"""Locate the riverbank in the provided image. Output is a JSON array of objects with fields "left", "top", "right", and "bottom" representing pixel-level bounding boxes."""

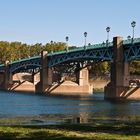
[
  {"left": 0, "top": 117, "right": 139, "bottom": 140},
  {"left": 90, "top": 78, "right": 109, "bottom": 93}
]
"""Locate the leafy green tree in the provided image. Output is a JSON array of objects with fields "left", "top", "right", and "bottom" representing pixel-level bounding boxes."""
[
  {"left": 130, "top": 61, "right": 140, "bottom": 74},
  {"left": 89, "top": 61, "right": 110, "bottom": 76},
  {"left": 0, "top": 41, "right": 67, "bottom": 64}
]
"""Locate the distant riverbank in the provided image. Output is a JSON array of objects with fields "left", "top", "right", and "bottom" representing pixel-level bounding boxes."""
[{"left": 90, "top": 78, "right": 109, "bottom": 93}]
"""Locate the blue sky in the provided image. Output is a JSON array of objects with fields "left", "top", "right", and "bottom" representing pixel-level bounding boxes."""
[{"left": 0, "top": 0, "right": 139, "bottom": 46}]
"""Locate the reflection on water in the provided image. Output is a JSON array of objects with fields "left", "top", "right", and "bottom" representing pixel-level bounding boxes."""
[{"left": 0, "top": 90, "right": 140, "bottom": 124}]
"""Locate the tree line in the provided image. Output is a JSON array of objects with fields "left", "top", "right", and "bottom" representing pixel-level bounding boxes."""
[
  {"left": 0, "top": 41, "right": 66, "bottom": 63},
  {"left": 0, "top": 41, "right": 139, "bottom": 75}
]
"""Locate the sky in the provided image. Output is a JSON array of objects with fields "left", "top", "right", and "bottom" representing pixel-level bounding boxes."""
[{"left": 0, "top": 0, "right": 139, "bottom": 46}]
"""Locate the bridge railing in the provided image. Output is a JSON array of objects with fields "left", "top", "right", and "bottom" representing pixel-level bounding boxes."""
[
  {"left": 9, "top": 56, "right": 41, "bottom": 65},
  {"left": 123, "top": 38, "right": 140, "bottom": 45},
  {"left": 50, "top": 41, "right": 113, "bottom": 56}
]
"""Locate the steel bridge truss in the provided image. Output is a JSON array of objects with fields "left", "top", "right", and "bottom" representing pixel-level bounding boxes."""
[
  {"left": 48, "top": 46, "right": 113, "bottom": 67},
  {"left": 9, "top": 57, "right": 41, "bottom": 74},
  {"left": 0, "top": 38, "right": 140, "bottom": 74},
  {"left": 124, "top": 43, "right": 140, "bottom": 61}
]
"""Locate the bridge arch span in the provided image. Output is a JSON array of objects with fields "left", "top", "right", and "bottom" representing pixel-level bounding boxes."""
[
  {"left": 48, "top": 49, "right": 113, "bottom": 67},
  {"left": 10, "top": 63, "right": 41, "bottom": 74}
]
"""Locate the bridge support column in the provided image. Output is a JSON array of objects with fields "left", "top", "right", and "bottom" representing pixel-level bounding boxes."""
[
  {"left": 78, "top": 68, "right": 89, "bottom": 86},
  {"left": 36, "top": 51, "right": 48, "bottom": 93},
  {"left": 3, "top": 61, "right": 11, "bottom": 90},
  {"left": 105, "top": 36, "right": 130, "bottom": 99},
  {"left": 35, "top": 51, "right": 53, "bottom": 93},
  {"left": 31, "top": 69, "right": 39, "bottom": 85},
  {"left": 31, "top": 69, "right": 35, "bottom": 84},
  {"left": 47, "top": 68, "right": 53, "bottom": 85}
]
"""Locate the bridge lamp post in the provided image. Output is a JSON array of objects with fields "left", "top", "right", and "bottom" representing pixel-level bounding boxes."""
[
  {"left": 50, "top": 40, "right": 53, "bottom": 54},
  {"left": 84, "top": 32, "right": 87, "bottom": 50},
  {"left": 65, "top": 36, "right": 69, "bottom": 52},
  {"left": 127, "top": 35, "right": 131, "bottom": 44},
  {"left": 106, "top": 27, "right": 110, "bottom": 47},
  {"left": 131, "top": 21, "right": 136, "bottom": 43},
  {"left": 127, "top": 35, "right": 131, "bottom": 40},
  {"left": 88, "top": 43, "right": 91, "bottom": 47},
  {"left": 102, "top": 41, "right": 105, "bottom": 47}
]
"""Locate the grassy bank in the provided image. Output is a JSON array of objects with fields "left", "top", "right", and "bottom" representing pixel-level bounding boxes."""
[{"left": 0, "top": 118, "right": 139, "bottom": 140}]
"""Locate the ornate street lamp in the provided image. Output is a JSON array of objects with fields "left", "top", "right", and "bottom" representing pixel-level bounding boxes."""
[
  {"left": 50, "top": 40, "right": 53, "bottom": 54},
  {"left": 131, "top": 21, "right": 136, "bottom": 42},
  {"left": 102, "top": 41, "right": 105, "bottom": 47},
  {"left": 106, "top": 27, "right": 110, "bottom": 46},
  {"left": 127, "top": 35, "right": 131, "bottom": 40},
  {"left": 65, "top": 36, "right": 69, "bottom": 52},
  {"left": 127, "top": 35, "right": 131, "bottom": 44},
  {"left": 84, "top": 32, "right": 87, "bottom": 49},
  {"left": 88, "top": 43, "right": 91, "bottom": 46}
]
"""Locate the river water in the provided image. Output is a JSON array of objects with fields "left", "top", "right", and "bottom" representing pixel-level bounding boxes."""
[{"left": 0, "top": 90, "right": 140, "bottom": 124}]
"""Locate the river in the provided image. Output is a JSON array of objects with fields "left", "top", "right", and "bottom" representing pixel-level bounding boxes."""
[{"left": 0, "top": 90, "right": 140, "bottom": 125}]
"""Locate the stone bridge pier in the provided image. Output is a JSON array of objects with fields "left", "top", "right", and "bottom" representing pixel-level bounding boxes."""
[
  {"left": 105, "top": 37, "right": 140, "bottom": 99},
  {"left": 35, "top": 51, "right": 93, "bottom": 95},
  {"left": 0, "top": 61, "right": 13, "bottom": 90}
]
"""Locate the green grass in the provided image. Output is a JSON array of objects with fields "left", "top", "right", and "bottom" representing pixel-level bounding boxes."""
[{"left": 0, "top": 119, "right": 140, "bottom": 140}]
